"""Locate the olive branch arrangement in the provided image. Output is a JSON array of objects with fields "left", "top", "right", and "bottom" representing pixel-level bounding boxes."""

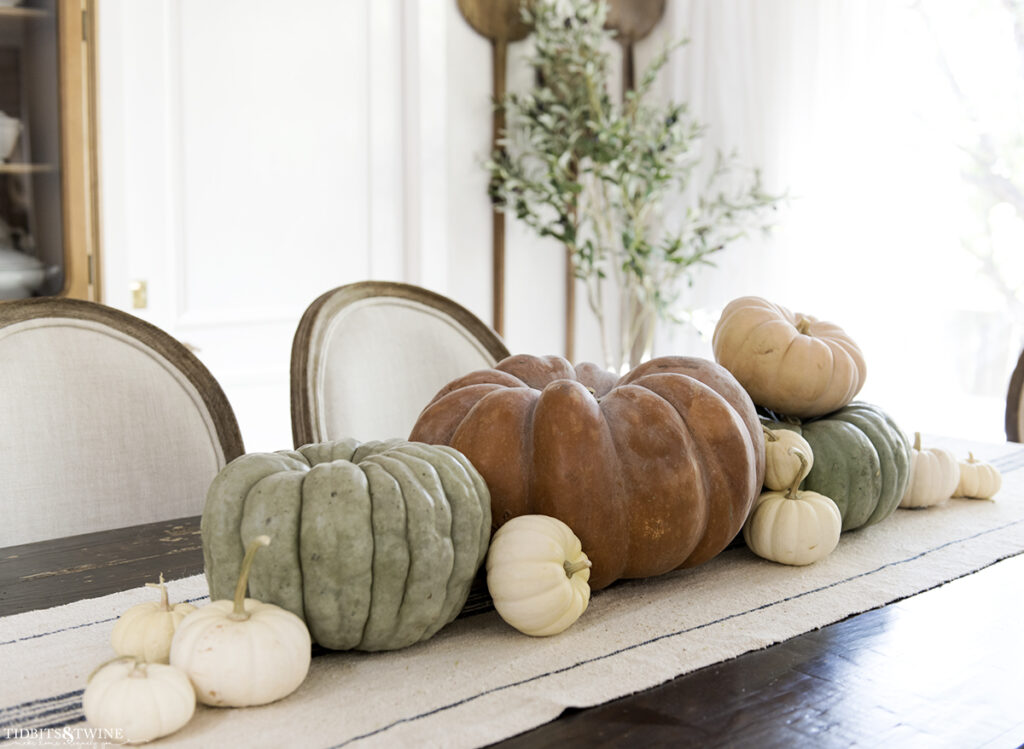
[{"left": 487, "top": 0, "right": 784, "bottom": 371}]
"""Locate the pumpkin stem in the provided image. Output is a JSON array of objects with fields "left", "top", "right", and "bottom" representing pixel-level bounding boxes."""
[
  {"left": 785, "top": 449, "right": 809, "bottom": 500},
  {"left": 563, "top": 557, "right": 592, "bottom": 578},
  {"left": 795, "top": 317, "right": 811, "bottom": 335},
  {"left": 87, "top": 655, "right": 140, "bottom": 683},
  {"left": 145, "top": 573, "right": 169, "bottom": 611},
  {"left": 762, "top": 425, "right": 778, "bottom": 442},
  {"left": 913, "top": 432, "right": 922, "bottom": 451},
  {"left": 968, "top": 452, "right": 977, "bottom": 464},
  {"left": 232, "top": 535, "right": 271, "bottom": 620}
]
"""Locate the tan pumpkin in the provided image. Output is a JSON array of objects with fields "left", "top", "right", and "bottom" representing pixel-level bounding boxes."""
[
  {"left": 955, "top": 453, "right": 1002, "bottom": 500},
  {"left": 409, "top": 354, "right": 765, "bottom": 590},
  {"left": 900, "top": 432, "right": 959, "bottom": 508},
  {"left": 712, "top": 296, "right": 867, "bottom": 418}
]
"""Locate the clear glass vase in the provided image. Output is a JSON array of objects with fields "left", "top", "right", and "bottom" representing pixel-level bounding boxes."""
[{"left": 613, "top": 284, "right": 658, "bottom": 375}]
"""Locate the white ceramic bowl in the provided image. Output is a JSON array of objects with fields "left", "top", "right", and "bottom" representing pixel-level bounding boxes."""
[
  {"left": 0, "top": 247, "right": 45, "bottom": 299},
  {"left": 0, "top": 112, "right": 21, "bottom": 162}
]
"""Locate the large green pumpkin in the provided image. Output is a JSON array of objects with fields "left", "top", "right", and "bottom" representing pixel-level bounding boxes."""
[
  {"left": 201, "top": 438, "right": 491, "bottom": 651},
  {"left": 762, "top": 402, "right": 910, "bottom": 532}
]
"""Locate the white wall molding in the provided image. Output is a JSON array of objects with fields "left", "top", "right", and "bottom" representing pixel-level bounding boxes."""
[
  {"left": 174, "top": 306, "right": 309, "bottom": 330},
  {"left": 368, "top": 0, "right": 404, "bottom": 281},
  {"left": 165, "top": 0, "right": 186, "bottom": 331},
  {"left": 96, "top": 1, "right": 542, "bottom": 451},
  {"left": 401, "top": 0, "right": 449, "bottom": 293}
]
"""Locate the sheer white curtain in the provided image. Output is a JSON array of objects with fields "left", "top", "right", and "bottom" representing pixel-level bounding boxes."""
[{"left": 634, "top": 0, "right": 1023, "bottom": 442}]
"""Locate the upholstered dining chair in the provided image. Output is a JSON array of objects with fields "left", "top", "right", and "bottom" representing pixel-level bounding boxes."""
[
  {"left": 0, "top": 298, "right": 244, "bottom": 546},
  {"left": 290, "top": 281, "right": 510, "bottom": 447},
  {"left": 1007, "top": 348, "right": 1024, "bottom": 442}
]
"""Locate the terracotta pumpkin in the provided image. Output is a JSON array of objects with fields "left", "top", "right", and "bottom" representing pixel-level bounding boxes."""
[
  {"left": 409, "top": 354, "right": 765, "bottom": 590},
  {"left": 713, "top": 296, "right": 867, "bottom": 418}
]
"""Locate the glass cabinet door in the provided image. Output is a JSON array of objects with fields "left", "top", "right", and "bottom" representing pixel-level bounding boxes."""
[{"left": 0, "top": 0, "right": 97, "bottom": 301}]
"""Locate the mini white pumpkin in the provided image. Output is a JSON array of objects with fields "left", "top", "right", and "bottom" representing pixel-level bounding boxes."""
[
  {"left": 169, "top": 536, "right": 311, "bottom": 707},
  {"left": 486, "top": 515, "right": 592, "bottom": 637},
  {"left": 743, "top": 449, "right": 842, "bottom": 566},
  {"left": 83, "top": 657, "right": 195, "bottom": 744},
  {"left": 955, "top": 452, "right": 1002, "bottom": 500},
  {"left": 900, "top": 432, "right": 960, "bottom": 508},
  {"left": 762, "top": 425, "right": 814, "bottom": 491},
  {"left": 111, "top": 574, "right": 197, "bottom": 664}
]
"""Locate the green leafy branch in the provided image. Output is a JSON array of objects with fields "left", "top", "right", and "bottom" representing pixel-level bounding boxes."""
[{"left": 487, "top": 0, "right": 785, "bottom": 369}]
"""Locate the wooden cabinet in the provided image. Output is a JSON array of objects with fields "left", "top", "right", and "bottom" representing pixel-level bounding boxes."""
[{"left": 0, "top": 0, "right": 98, "bottom": 301}]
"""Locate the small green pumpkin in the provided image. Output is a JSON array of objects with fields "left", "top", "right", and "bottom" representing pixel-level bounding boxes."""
[
  {"left": 201, "top": 439, "right": 491, "bottom": 651},
  {"left": 761, "top": 402, "right": 910, "bottom": 532}
]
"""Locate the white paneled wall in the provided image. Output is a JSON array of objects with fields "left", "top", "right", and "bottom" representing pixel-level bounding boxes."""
[
  {"left": 97, "top": 1, "right": 1022, "bottom": 448},
  {"left": 97, "top": 1, "right": 499, "bottom": 451},
  {"left": 98, "top": 1, "right": 671, "bottom": 451}
]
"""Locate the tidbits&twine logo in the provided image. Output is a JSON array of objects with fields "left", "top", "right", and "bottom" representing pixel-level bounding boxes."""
[{"left": 4, "top": 726, "right": 126, "bottom": 746}]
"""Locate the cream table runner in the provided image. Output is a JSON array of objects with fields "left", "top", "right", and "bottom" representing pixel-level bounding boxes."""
[{"left": 3, "top": 438, "right": 1024, "bottom": 748}]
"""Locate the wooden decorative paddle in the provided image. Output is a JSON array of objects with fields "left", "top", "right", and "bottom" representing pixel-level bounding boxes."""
[
  {"left": 456, "top": 0, "right": 532, "bottom": 339},
  {"left": 606, "top": 0, "right": 667, "bottom": 94},
  {"left": 457, "top": 0, "right": 665, "bottom": 362},
  {"left": 605, "top": 0, "right": 666, "bottom": 367}
]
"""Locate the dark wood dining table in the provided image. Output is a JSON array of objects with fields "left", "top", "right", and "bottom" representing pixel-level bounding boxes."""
[{"left": 3, "top": 515, "right": 1022, "bottom": 748}]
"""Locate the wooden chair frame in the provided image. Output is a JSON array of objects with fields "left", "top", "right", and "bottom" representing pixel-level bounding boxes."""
[
  {"left": 0, "top": 297, "right": 244, "bottom": 462},
  {"left": 1007, "top": 349, "right": 1024, "bottom": 442},
  {"left": 290, "top": 281, "right": 509, "bottom": 448}
]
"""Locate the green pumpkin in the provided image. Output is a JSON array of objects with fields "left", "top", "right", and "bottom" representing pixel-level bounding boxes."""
[
  {"left": 201, "top": 438, "right": 491, "bottom": 651},
  {"left": 761, "top": 402, "right": 911, "bottom": 532}
]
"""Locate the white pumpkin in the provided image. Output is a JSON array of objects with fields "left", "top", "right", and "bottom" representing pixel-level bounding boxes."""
[
  {"left": 762, "top": 425, "right": 814, "bottom": 492},
  {"left": 743, "top": 449, "right": 841, "bottom": 566},
  {"left": 83, "top": 657, "right": 195, "bottom": 744},
  {"left": 111, "top": 575, "right": 197, "bottom": 664},
  {"left": 169, "top": 536, "right": 311, "bottom": 707},
  {"left": 486, "top": 515, "right": 592, "bottom": 637},
  {"left": 900, "top": 432, "right": 960, "bottom": 508},
  {"left": 955, "top": 452, "right": 1002, "bottom": 500}
]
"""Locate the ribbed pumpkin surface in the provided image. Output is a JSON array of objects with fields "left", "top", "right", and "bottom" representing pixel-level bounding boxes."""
[
  {"left": 762, "top": 402, "right": 911, "bottom": 532},
  {"left": 201, "top": 439, "right": 491, "bottom": 651},
  {"left": 409, "top": 355, "right": 765, "bottom": 590}
]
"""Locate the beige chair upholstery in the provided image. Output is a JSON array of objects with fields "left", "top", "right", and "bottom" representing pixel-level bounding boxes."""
[
  {"left": 1007, "top": 348, "right": 1024, "bottom": 442},
  {"left": 0, "top": 299, "right": 244, "bottom": 546},
  {"left": 291, "top": 281, "right": 509, "bottom": 446}
]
